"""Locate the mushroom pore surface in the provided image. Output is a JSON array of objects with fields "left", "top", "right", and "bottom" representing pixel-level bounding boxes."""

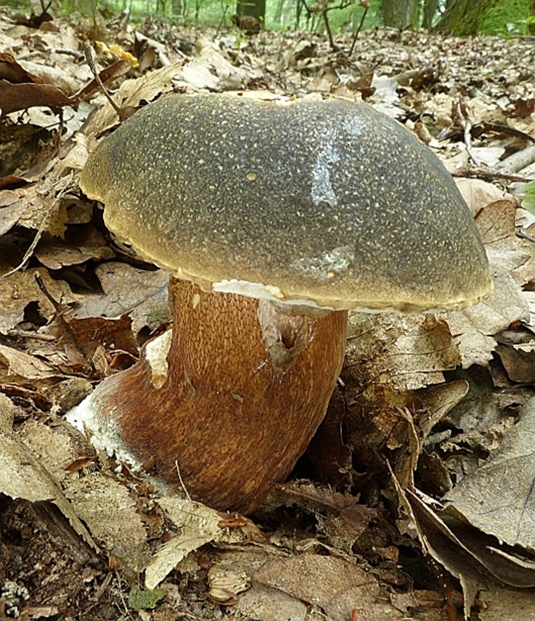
[{"left": 80, "top": 94, "right": 492, "bottom": 312}]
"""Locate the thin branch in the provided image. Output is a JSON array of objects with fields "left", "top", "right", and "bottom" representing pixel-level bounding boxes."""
[
  {"left": 496, "top": 144, "right": 535, "bottom": 175},
  {"left": 349, "top": 1, "right": 369, "bottom": 55},
  {"left": 175, "top": 459, "right": 192, "bottom": 502},
  {"left": 0, "top": 214, "right": 48, "bottom": 283},
  {"left": 83, "top": 43, "right": 127, "bottom": 123},
  {"left": 455, "top": 95, "right": 479, "bottom": 167},
  {"left": 452, "top": 165, "right": 533, "bottom": 184}
]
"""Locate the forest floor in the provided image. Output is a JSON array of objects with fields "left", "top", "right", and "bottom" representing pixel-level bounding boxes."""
[{"left": 1, "top": 7, "right": 535, "bottom": 621}]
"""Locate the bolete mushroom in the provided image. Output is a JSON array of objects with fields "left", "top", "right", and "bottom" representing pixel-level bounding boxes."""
[{"left": 68, "top": 94, "right": 492, "bottom": 514}]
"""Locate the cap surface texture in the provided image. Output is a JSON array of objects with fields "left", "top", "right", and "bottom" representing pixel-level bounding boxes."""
[{"left": 80, "top": 94, "right": 492, "bottom": 312}]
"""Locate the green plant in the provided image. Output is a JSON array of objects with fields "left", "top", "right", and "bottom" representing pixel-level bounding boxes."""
[
  {"left": 521, "top": 180, "right": 535, "bottom": 216},
  {"left": 128, "top": 585, "right": 166, "bottom": 611}
]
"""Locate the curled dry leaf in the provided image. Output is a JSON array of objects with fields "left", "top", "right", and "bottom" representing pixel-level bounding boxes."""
[
  {"left": 0, "top": 80, "right": 73, "bottom": 115},
  {"left": 400, "top": 487, "right": 535, "bottom": 621},
  {"left": 0, "top": 345, "right": 57, "bottom": 383},
  {"left": 207, "top": 564, "right": 251, "bottom": 604},
  {"left": 401, "top": 489, "right": 483, "bottom": 620},
  {"left": 144, "top": 497, "right": 248, "bottom": 590},
  {"left": 443, "top": 258, "right": 530, "bottom": 368}
]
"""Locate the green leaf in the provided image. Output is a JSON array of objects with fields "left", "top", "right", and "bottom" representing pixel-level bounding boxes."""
[
  {"left": 128, "top": 585, "right": 166, "bottom": 611},
  {"left": 521, "top": 180, "right": 535, "bottom": 216}
]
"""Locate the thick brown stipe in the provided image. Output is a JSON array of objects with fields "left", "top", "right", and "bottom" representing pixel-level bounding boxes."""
[{"left": 94, "top": 279, "right": 347, "bottom": 514}]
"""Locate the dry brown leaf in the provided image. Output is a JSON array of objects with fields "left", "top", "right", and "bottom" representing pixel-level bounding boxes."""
[
  {"left": 35, "top": 242, "right": 114, "bottom": 270},
  {"left": 73, "top": 262, "right": 170, "bottom": 335},
  {"left": 455, "top": 178, "right": 514, "bottom": 218},
  {"left": 345, "top": 312, "right": 459, "bottom": 394},
  {"left": 63, "top": 472, "right": 149, "bottom": 572},
  {"left": 0, "top": 268, "right": 74, "bottom": 335},
  {"left": 0, "top": 51, "right": 43, "bottom": 83},
  {"left": 402, "top": 489, "right": 487, "bottom": 620},
  {"left": 419, "top": 380, "right": 470, "bottom": 440},
  {"left": 144, "top": 496, "right": 246, "bottom": 590},
  {"left": 0, "top": 394, "right": 97, "bottom": 551},
  {"left": 18, "top": 420, "right": 79, "bottom": 483},
  {"left": 0, "top": 345, "right": 57, "bottom": 382},
  {"left": 443, "top": 259, "right": 529, "bottom": 368},
  {"left": 270, "top": 480, "right": 376, "bottom": 553},
  {"left": 237, "top": 583, "right": 307, "bottom": 621},
  {"left": 254, "top": 554, "right": 401, "bottom": 621},
  {"left": 0, "top": 80, "right": 73, "bottom": 115},
  {"left": 445, "top": 397, "right": 535, "bottom": 552},
  {"left": 478, "top": 582, "right": 535, "bottom": 621}
]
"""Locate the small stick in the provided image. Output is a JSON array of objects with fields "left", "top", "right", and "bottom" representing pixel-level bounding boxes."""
[
  {"left": 496, "top": 143, "right": 535, "bottom": 174},
  {"left": 0, "top": 213, "right": 48, "bottom": 282},
  {"left": 455, "top": 95, "right": 479, "bottom": 167},
  {"left": 175, "top": 459, "right": 192, "bottom": 502},
  {"left": 517, "top": 230, "right": 535, "bottom": 244},
  {"left": 452, "top": 165, "right": 533, "bottom": 184},
  {"left": 349, "top": 0, "right": 369, "bottom": 56},
  {"left": 83, "top": 43, "right": 127, "bottom": 123}
]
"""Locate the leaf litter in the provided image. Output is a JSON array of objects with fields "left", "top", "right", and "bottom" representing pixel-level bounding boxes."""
[{"left": 1, "top": 5, "right": 535, "bottom": 620}]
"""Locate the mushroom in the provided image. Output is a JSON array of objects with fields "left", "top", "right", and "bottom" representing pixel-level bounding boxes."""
[{"left": 68, "top": 94, "right": 492, "bottom": 514}]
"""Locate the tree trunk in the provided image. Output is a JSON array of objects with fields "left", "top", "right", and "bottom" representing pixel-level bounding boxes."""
[
  {"left": 382, "top": 0, "right": 419, "bottom": 29},
  {"left": 236, "top": 0, "right": 266, "bottom": 22},
  {"left": 172, "top": 0, "right": 183, "bottom": 17},
  {"left": 422, "top": 0, "right": 439, "bottom": 29},
  {"left": 273, "top": 0, "right": 285, "bottom": 25}
]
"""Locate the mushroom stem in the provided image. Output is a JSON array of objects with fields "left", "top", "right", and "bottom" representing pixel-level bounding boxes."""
[{"left": 86, "top": 278, "right": 347, "bottom": 514}]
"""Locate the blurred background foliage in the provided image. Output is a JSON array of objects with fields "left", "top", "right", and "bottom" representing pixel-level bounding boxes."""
[{"left": 7, "top": 0, "right": 535, "bottom": 37}]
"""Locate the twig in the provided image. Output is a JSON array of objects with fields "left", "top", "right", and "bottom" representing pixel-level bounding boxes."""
[
  {"left": 496, "top": 144, "right": 535, "bottom": 174},
  {"left": 477, "top": 122, "right": 535, "bottom": 144},
  {"left": 215, "top": 2, "right": 229, "bottom": 38},
  {"left": 34, "top": 272, "right": 62, "bottom": 316},
  {"left": 54, "top": 48, "right": 85, "bottom": 60},
  {"left": 349, "top": 0, "right": 369, "bottom": 55},
  {"left": 517, "top": 230, "right": 535, "bottom": 244},
  {"left": 114, "top": 572, "right": 133, "bottom": 619},
  {"left": 0, "top": 213, "right": 48, "bottom": 283},
  {"left": 83, "top": 43, "right": 127, "bottom": 123},
  {"left": 322, "top": 8, "right": 338, "bottom": 51},
  {"left": 34, "top": 272, "right": 92, "bottom": 372},
  {"left": 93, "top": 572, "right": 114, "bottom": 603},
  {"left": 455, "top": 95, "right": 479, "bottom": 167},
  {"left": 39, "top": 0, "right": 52, "bottom": 13},
  {"left": 175, "top": 459, "right": 192, "bottom": 502},
  {"left": 7, "top": 329, "right": 56, "bottom": 341},
  {"left": 451, "top": 165, "right": 533, "bottom": 184}
]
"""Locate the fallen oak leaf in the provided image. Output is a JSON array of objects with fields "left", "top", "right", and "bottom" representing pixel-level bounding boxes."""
[
  {"left": 71, "top": 60, "right": 132, "bottom": 105},
  {"left": 0, "top": 80, "right": 73, "bottom": 115},
  {"left": 445, "top": 396, "right": 535, "bottom": 552},
  {"left": 0, "top": 52, "right": 43, "bottom": 83}
]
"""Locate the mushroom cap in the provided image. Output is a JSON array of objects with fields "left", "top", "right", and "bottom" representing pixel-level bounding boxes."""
[{"left": 80, "top": 94, "right": 492, "bottom": 312}]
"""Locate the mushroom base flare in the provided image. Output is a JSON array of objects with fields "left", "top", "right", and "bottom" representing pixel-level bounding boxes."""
[{"left": 71, "top": 279, "right": 348, "bottom": 514}]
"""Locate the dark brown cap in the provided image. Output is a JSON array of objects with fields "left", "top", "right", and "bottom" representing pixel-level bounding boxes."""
[{"left": 80, "top": 94, "right": 492, "bottom": 312}]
